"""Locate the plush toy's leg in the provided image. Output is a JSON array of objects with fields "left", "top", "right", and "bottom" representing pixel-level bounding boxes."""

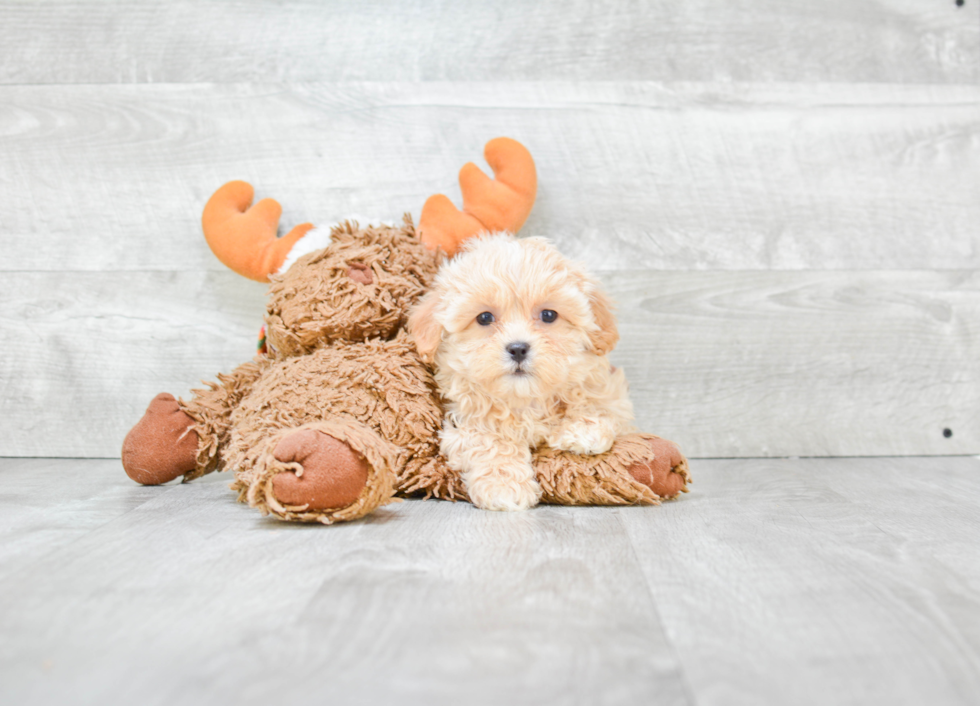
[
  {"left": 178, "top": 360, "right": 267, "bottom": 481},
  {"left": 534, "top": 433, "right": 691, "bottom": 506},
  {"left": 232, "top": 419, "right": 398, "bottom": 524},
  {"left": 121, "top": 360, "right": 267, "bottom": 486},
  {"left": 626, "top": 437, "right": 690, "bottom": 500},
  {"left": 122, "top": 393, "right": 199, "bottom": 485},
  {"left": 269, "top": 430, "right": 369, "bottom": 510},
  {"left": 396, "top": 448, "right": 469, "bottom": 502}
]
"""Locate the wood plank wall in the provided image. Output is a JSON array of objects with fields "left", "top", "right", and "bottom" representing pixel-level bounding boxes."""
[{"left": 1, "top": 1, "right": 978, "bottom": 458}]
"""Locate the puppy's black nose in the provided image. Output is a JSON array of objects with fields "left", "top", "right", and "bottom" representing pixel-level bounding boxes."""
[{"left": 506, "top": 342, "right": 530, "bottom": 363}]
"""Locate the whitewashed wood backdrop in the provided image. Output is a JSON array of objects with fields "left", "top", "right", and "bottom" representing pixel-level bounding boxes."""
[{"left": 1, "top": 1, "right": 977, "bottom": 458}]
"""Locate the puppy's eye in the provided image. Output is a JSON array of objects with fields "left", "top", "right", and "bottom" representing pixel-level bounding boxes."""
[
  {"left": 540, "top": 309, "right": 558, "bottom": 323},
  {"left": 476, "top": 312, "right": 495, "bottom": 326}
]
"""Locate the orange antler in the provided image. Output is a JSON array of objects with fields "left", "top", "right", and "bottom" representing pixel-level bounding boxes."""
[
  {"left": 418, "top": 137, "right": 537, "bottom": 257},
  {"left": 201, "top": 181, "right": 314, "bottom": 282}
]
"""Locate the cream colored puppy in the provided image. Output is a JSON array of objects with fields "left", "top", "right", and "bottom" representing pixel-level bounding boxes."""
[{"left": 408, "top": 233, "right": 634, "bottom": 511}]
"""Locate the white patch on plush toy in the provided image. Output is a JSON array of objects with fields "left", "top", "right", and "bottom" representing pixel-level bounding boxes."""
[
  {"left": 277, "top": 216, "right": 395, "bottom": 274},
  {"left": 278, "top": 227, "right": 333, "bottom": 273}
]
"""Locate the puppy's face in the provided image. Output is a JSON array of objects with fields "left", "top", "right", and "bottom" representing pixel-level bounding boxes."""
[{"left": 409, "top": 234, "right": 618, "bottom": 401}]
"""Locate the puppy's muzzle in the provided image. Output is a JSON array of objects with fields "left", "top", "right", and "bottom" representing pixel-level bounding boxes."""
[{"left": 506, "top": 341, "right": 530, "bottom": 363}]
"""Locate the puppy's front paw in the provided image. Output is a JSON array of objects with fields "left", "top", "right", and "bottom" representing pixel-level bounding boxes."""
[
  {"left": 466, "top": 473, "right": 542, "bottom": 512},
  {"left": 552, "top": 420, "right": 615, "bottom": 456}
]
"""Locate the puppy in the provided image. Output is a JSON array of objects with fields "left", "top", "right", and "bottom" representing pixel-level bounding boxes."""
[{"left": 408, "top": 233, "right": 634, "bottom": 511}]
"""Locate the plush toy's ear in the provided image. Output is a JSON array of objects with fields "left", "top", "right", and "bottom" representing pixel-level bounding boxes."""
[
  {"left": 202, "top": 181, "right": 314, "bottom": 282},
  {"left": 407, "top": 290, "right": 444, "bottom": 364},
  {"left": 587, "top": 286, "right": 619, "bottom": 356},
  {"left": 418, "top": 137, "right": 537, "bottom": 257}
]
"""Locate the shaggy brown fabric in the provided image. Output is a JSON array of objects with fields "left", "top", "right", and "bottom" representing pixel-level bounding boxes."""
[
  {"left": 535, "top": 433, "right": 680, "bottom": 506},
  {"left": 265, "top": 218, "right": 441, "bottom": 357},
  {"left": 178, "top": 359, "right": 270, "bottom": 481},
  {"left": 399, "top": 453, "right": 469, "bottom": 501},
  {"left": 225, "top": 332, "right": 443, "bottom": 522},
  {"left": 121, "top": 393, "right": 198, "bottom": 485}
]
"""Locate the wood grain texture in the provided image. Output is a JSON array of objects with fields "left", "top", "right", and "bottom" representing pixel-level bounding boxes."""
[
  {"left": 1, "top": 82, "right": 978, "bottom": 273},
  {"left": 0, "top": 271, "right": 267, "bottom": 458},
  {"left": 2, "top": 4, "right": 977, "bottom": 462},
  {"left": 3, "top": 456, "right": 980, "bottom": 705},
  {"left": 2, "top": 269, "right": 976, "bottom": 458},
  {"left": 621, "top": 456, "right": 980, "bottom": 706},
  {"left": 608, "top": 269, "right": 980, "bottom": 457},
  {"left": 0, "top": 461, "right": 689, "bottom": 706},
  {"left": 0, "top": 0, "right": 975, "bottom": 85},
  {"left": 0, "top": 458, "right": 157, "bottom": 580}
]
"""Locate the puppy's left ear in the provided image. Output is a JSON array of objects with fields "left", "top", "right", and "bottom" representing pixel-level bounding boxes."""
[
  {"left": 587, "top": 285, "right": 619, "bottom": 356},
  {"left": 407, "top": 290, "right": 443, "bottom": 363}
]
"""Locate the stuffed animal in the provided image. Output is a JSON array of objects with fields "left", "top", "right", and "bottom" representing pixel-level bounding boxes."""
[{"left": 121, "top": 138, "right": 690, "bottom": 523}]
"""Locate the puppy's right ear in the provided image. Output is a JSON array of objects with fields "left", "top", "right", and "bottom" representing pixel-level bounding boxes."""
[
  {"left": 587, "top": 285, "right": 619, "bottom": 356},
  {"left": 407, "top": 290, "right": 443, "bottom": 364}
]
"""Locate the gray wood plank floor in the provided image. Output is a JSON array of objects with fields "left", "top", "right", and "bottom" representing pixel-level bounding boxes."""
[{"left": 2, "top": 456, "right": 979, "bottom": 705}]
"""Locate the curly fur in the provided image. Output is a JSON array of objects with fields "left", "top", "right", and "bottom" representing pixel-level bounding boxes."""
[{"left": 409, "top": 233, "right": 639, "bottom": 511}]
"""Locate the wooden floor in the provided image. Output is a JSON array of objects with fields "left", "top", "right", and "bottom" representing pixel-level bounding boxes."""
[{"left": 2, "top": 456, "right": 979, "bottom": 705}]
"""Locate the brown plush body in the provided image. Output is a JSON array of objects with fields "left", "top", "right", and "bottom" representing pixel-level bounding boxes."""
[{"left": 123, "top": 219, "right": 689, "bottom": 523}]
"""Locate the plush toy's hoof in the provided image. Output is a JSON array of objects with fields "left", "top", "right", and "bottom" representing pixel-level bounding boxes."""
[
  {"left": 271, "top": 430, "right": 369, "bottom": 510},
  {"left": 122, "top": 393, "right": 199, "bottom": 485},
  {"left": 627, "top": 438, "right": 689, "bottom": 499}
]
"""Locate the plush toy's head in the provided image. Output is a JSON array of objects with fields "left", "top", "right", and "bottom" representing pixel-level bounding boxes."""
[{"left": 263, "top": 218, "right": 440, "bottom": 358}]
